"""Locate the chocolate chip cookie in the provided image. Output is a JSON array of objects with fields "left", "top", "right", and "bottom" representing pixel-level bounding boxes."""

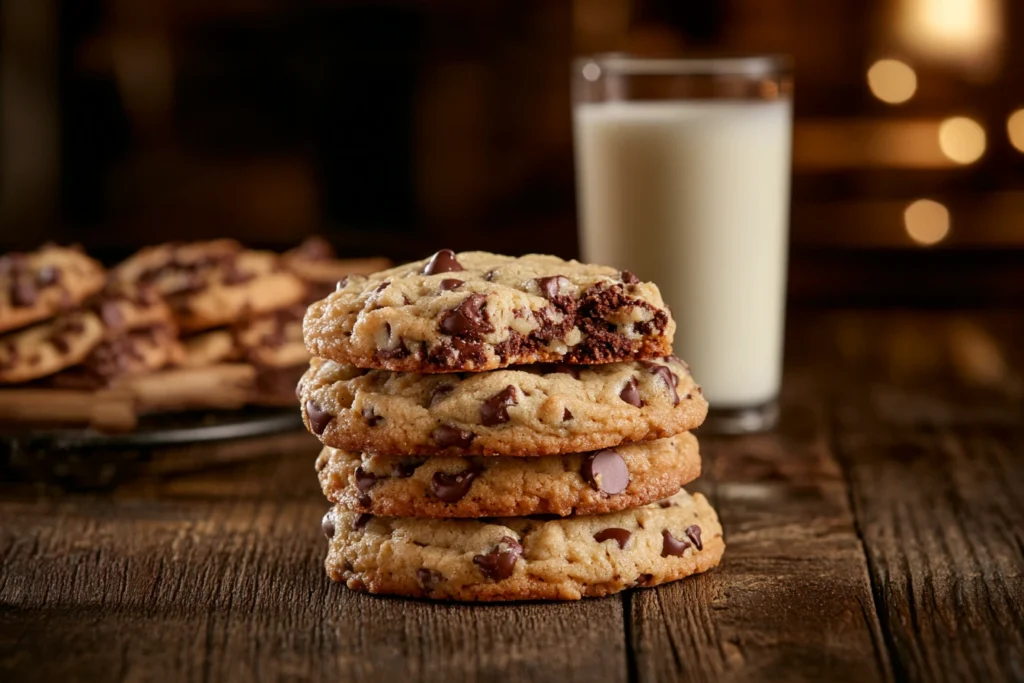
[
  {"left": 299, "top": 354, "right": 705, "bottom": 456},
  {"left": 233, "top": 304, "right": 309, "bottom": 368},
  {"left": 303, "top": 250, "right": 675, "bottom": 373},
  {"left": 317, "top": 432, "right": 700, "bottom": 518},
  {"left": 0, "top": 245, "right": 105, "bottom": 334},
  {"left": 0, "top": 311, "right": 105, "bottom": 383},
  {"left": 48, "top": 325, "right": 184, "bottom": 389},
  {"left": 112, "top": 240, "right": 306, "bottom": 332},
  {"left": 323, "top": 488, "right": 723, "bottom": 601}
]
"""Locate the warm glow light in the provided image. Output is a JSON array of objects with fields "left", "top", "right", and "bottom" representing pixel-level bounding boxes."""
[
  {"left": 896, "top": 0, "right": 1001, "bottom": 77},
  {"left": 1007, "top": 109, "right": 1024, "bottom": 153},
  {"left": 582, "top": 62, "right": 601, "bottom": 82},
  {"left": 938, "top": 117, "right": 986, "bottom": 164},
  {"left": 867, "top": 59, "right": 917, "bottom": 104},
  {"left": 904, "top": 199, "right": 950, "bottom": 246}
]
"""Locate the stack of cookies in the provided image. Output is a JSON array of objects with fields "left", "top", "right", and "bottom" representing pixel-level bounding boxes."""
[{"left": 300, "top": 249, "right": 724, "bottom": 601}]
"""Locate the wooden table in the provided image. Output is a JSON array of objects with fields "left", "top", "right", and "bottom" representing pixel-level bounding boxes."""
[{"left": 2, "top": 310, "right": 1022, "bottom": 682}]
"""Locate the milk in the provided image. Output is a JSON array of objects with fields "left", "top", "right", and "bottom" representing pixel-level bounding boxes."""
[{"left": 574, "top": 100, "right": 792, "bottom": 408}]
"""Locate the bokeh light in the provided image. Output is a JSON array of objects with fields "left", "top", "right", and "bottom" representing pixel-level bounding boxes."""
[
  {"left": 938, "top": 117, "right": 986, "bottom": 164},
  {"left": 904, "top": 199, "right": 950, "bottom": 246},
  {"left": 867, "top": 59, "right": 917, "bottom": 104},
  {"left": 1007, "top": 109, "right": 1024, "bottom": 153}
]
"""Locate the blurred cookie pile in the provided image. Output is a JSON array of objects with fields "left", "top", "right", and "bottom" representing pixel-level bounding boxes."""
[{"left": 0, "top": 238, "right": 389, "bottom": 432}]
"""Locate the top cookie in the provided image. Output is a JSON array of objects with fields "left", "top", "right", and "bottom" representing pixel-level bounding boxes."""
[
  {"left": 304, "top": 250, "right": 675, "bottom": 373},
  {"left": 0, "top": 245, "right": 106, "bottom": 334},
  {"left": 110, "top": 240, "right": 307, "bottom": 333}
]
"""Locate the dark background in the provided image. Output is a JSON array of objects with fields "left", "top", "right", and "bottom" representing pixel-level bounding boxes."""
[{"left": 3, "top": 0, "right": 1023, "bottom": 305}]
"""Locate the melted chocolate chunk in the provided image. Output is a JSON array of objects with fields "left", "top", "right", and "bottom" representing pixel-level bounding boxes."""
[
  {"left": 321, "top": 512, "right": 336, "bottom": 538},
  {"left": 361, "top": 405, "right": 383, "bottom": 427},
  {"left": 535, "top": 275, "right": 568, "bottom": 300},
  {"left": 562, "top": 407, "right": 573, "bottom": 421},
  {"left": 661, "top": 529, "right": 692, "bottom": 557},
  {"left": 429, "top": 383, "right": 454, "bottom": 407},
  {"left": 305, "top": 400, "right": 333, "bottom": 435},
  {"left": 431, "top": 467, "right": 481, "bottom": 503},
  {"left": 422, "top": 249, "right": 464, "bottom": 275},
  {"left": 640, "top": 362, "right": 679, "bottom": 405},
  {"left": 439, "top": 278, "right": 464, "bottom": 292},
  {"left": 416, "top": 568, "right": 444, "bottom": 591},
  {"left": 354, "top": 467, "right": 378, "bottom": 493},
  {"left": 620, "top": 271, "right": 640, "bottom": 285},
  {"left": 685, "top": 524, "right": 703, "bottom": 551},
  {"left": 593, "top": 528, "right": 632, "bottom": 549},
  {"left": 439, "top": 293, "right": 492, "bottom": 336},
  {"left": 658, "top": 501, "right": 673, "bottom": 509},
  {"left": 352, "top": 513, "right": 372, "bottom": 530},
  {"left": 480, "top": 385, "right": 518, "bottom": 426},
  {"left": 373, "top": 280, "right": 391, "bottom": 295},
  {"left": 431, "top": 424, "right": 474, "bottom": 449},
  {"left": 581, "top": 450, "right": 630, "bottom": 495},
  {"left": 392, "top": 460, "right": 424, "bottom": 478},
  {"left": 472, "top": 536, "right": 522, "bottom": 581},
  {"left": 635, "top": 573, "right": 655, "bottom": 587},
  {"left": 619, "top": 377, "right": 644, "bottom": 407}
]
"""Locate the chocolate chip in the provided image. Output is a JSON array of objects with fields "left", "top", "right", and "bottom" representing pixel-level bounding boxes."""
[
  {"left": 36, "top": 266, "right": 60, "bottom": 287},
  {"left": 685, "top": 525, "right": 703, "bottom": 550},
  {"left": 619, "top": 377, "right": 644, "bottom": 407},
  {"left": 373, "top": 280, "right": 391, "bottom": 294},
  {"left": 222, "top": 263, "right": 255, "bottom": 285},
  {"left": 429, "top": 383, "right": 454, "bottom": 407},
  {"left": 641, "top": 363, "right": 679, "bottom": 405},
  {"left": 361, "top": 405, "right": 383, "bottom": 427},
  {"left": 11, "top": 279, "right": 38, "bottom": 307},
  {"left": 321, "top": 511, "right": 336, "bottom": 538},
  {"left": 431, "top": 467, "right": 480, "bottom": 503},
  {"left": 635, "top": 573, "right": 655, "bottom": 587},
  {"left": 621, "top": 271, "right": 640, "bottom": 285},
  {"left": 417, "top": 568, "right": 444, "bottom": 591},
  {"left": 593, "top": 528, "right": 631, "bottom": 549},
  {"left": 581, "top": 449, "right": 629, "bottom": 495},
  {"left": 484, "top": 269, "right": 496, "bottom": 281},
  {"left": 431, "top": 424, "right": 474, "bottom": 449},
  {"left": 352, "top": 513, "right": 372, "bottom": 530},
  {"left": 661, "top": 529, "right": 692, "bottom": 557},
  {"left": 305, "top": 400, "right": 333, "bottom": 435},
  {"left": 473, "top": 536, "right": 522, "bottom": 581},
  {"left": 480, "top": 385, "right": 517, "bottom": 426},
  {"left": 354, "top": 467, "right": 378, "bottom": 493},
  {"left": 294, "top": 380, "right": 304, "bottom": 401},
  {"left": 658, "top": 500, "right": 673, "bottom": 509},
  {"left": 392, "top": 460, "right": 423, "bottom": 478},
  {"left": 422, "top": 249, "right": 464, "bottom": 275},
  {"left": 50, "top": 333, "right": 71, "bottom": 354},
  {"left": 535, "top": 275, "right": 568, "bottom": 300},
  {"left": 99, "top": 300, "right": 124, "bottom": 329},
  {"left": 357, "top": 493, "right": 371, "bottom": 507},
  {"left": 562, "top": 407, "right": 573, "bottom": 421},
  {"left": 439, "top": 293, "right": 492, "bottom": 336},
  {"left": 440, "top": 278, "right": 464, "bottom": 292}
]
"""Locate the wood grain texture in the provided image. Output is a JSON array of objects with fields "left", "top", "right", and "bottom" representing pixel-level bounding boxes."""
[
  {"left": 0, "top": 445, "right": 627, "bottom": 683},
  {"left": 629, "top": 373, "right": 892, "bottom": 683}
]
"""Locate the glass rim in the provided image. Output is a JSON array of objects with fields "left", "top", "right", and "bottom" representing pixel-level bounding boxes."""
[{"left": 574, "top": 53, "right": 792, "bottom": 78}]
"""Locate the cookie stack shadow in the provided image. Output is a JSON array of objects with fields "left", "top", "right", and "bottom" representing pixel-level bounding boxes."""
[{"left": 301, "top": 249, "right": 724, "bottom": 601}]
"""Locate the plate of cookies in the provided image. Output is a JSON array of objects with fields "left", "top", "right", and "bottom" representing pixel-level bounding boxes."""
[{"left": 0, "top": 237, "right": 389, "bottom": 485}]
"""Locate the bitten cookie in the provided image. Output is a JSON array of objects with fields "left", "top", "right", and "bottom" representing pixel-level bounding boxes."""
[
  {"left": 0, "top": 245, "right": 105, "bottom": 334},
  {"left": 0, "top": 311, "right": 105, "bottom": 383},
  {"left": 111, "top": 240, "right": 306, "bottom": 332},
  {"left": 317, "top": 432, "right": 701, "bottom": 518},
  {"left": 304, "top": 250, "right": 675, "bottom": 373},
  {"left": 299, "top": 355, "right": 705, "bottom": 456},
  {"left": 323, "top": 488, "right": 723, "bottom": 601}
]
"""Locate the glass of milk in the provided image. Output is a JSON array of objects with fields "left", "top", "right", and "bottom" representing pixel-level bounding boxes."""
[{"left": 573, "top": 54, "right": 793, "bottom": 433}]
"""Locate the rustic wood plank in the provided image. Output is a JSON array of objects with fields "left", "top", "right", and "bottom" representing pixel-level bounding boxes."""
[
  {"left": 0, "top": 445, "right": 628, "bottom": 683},
  {"left": 828, "top": 311, "right": 1024, "bottom": 683},
  {"left": 629, "top": 372, "right": 893, "bottom": 683}
]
